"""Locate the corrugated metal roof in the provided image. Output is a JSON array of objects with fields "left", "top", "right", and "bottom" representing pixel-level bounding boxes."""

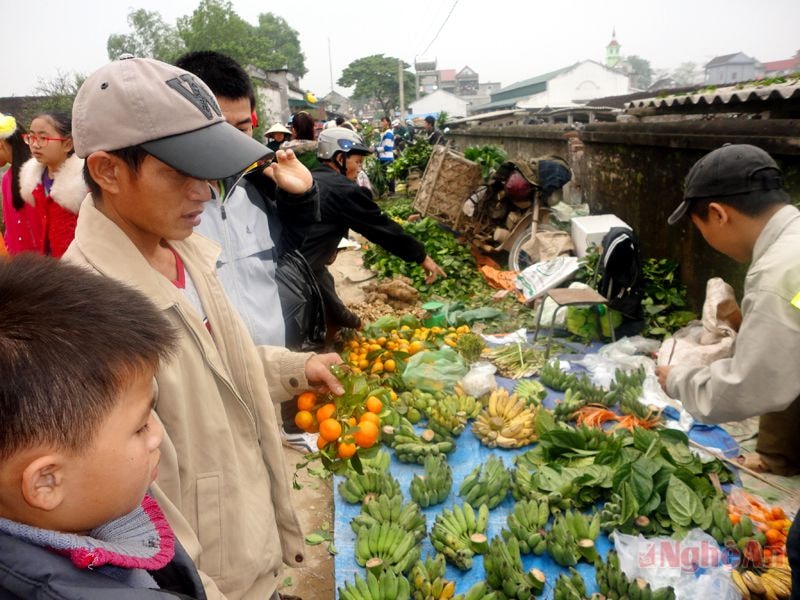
[{"left": 625, "top": 78, "right": 800, "bottom": 110}]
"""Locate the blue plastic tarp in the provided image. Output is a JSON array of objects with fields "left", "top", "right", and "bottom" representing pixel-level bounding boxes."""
[{"left": 333, "top": 377, "right": 739, "bottom": 597}]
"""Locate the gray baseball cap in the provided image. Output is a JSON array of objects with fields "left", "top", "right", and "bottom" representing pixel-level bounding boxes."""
[
  {"left": 668, "top": 144, "right": 786, "bottom": 225},
  {"left": 73, "top": 56, "right": 271, "bottom": 180}
]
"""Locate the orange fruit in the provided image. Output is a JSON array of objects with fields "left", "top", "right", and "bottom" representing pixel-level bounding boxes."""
[
  {"left": 317, "top": 435, "right": 329, "bottom": 450},
  {"left": 319, "top": 418, "right": 343, "bottom": 442},
  {"left": 294, "top": 410, "right": 314, "bottom": 432},
  {"left": 359, "top": 412, "right": 380, "bottom": 427},
  {"left": 337, "top": 440, "right": 357, "bottom": 459},
  {"left": 366, "top": 396, "right": 383, "bottom": 414},
  {"left": 370, "top": 361, "right": 384, "bottom": 374},
  {"left": 383, "top": 359, "right": 396, "bottom": 373},
  {"left": 347, "top": 416, "right": 357, "bottom": 427},
  {"left": 296, "top": 391, "right": 317, "bottom": 412},
  {"left": 316, "top": 403, "right": 336, "bottom": 423},
  {"left": 354, "top": 421, "right": 379, "bottom": 448},
  {"left": 408, "top": 340, "right": 424, "bottom": 355}
]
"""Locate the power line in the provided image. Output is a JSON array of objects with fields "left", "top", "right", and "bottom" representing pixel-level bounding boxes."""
[{"left": 418, "top": 0, "right": 459, "bottom": 58}]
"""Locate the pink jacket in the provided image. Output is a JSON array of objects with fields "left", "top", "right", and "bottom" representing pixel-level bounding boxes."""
[{"left": 3, "top": 168, "right": 43, "bottom": 254}]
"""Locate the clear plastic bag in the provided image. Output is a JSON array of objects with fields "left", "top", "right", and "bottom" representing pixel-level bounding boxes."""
[
  {"left": 613, "top": 529, "right": 740, "bottom": 600},
  {"left": 458, "top": 361, "right": 497, "bottom": 398},
  {"left": 401, "top": 348, "right": 469, "bottom": 394}
]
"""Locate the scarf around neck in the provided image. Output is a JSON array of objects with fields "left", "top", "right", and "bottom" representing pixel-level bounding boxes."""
[{"left": 0, "top": 494, "right": 175, "bottom": 588}]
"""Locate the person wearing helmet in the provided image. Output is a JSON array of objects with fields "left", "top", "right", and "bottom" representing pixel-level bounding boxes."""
[{"left": 283, "top": 127, "right": 446, "bottom": 346}]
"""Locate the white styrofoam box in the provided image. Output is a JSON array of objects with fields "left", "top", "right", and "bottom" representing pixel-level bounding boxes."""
[{"left": 570, "top": 214, "right": 630, "bottom": 257}]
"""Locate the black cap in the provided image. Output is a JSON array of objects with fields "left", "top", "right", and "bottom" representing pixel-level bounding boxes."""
[{"left": 668, "top": 144, "right": 786, "bottom": 225}]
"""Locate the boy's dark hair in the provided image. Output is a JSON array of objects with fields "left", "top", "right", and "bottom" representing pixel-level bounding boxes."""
[
  {"left": 335, "top": 116, "right": 345, "bottom": 126},
  {"left": 424, "top": 115, "right": 436, "bottom": 126},
  {"left": 174, "top": 51, "right": 256, "bottom": 110},
  {"left": 3, "top": 115, "right": 32, "bottom": 210},
  {"left": 0, "top": 255, "right": 177, "bottom": 460},
  {"left": 291, "top": 111, "right": 315, "bottom": 141},
  {"left": 33, "top": 112, "right": 75, "bottom": 157},
  {"left": 82, "top": 146, "right": 149, "bottom": 199}
]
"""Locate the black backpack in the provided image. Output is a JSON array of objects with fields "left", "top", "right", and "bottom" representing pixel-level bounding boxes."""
[
  {"left": 276, "top": 249, "right": 326, "bottom": 352},
  {"left": 596, "top": 227, "right": 644, "bottom": 321}
]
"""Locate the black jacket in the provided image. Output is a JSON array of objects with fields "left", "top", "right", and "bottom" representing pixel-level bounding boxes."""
[
  {"left": 0, "top": 531, "right": 206, "bottom": 599},
  {"left": 282, "top": 166, "right": 426, "bottom": 270}
]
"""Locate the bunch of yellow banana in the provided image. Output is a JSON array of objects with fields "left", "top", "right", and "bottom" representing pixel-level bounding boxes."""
[
  {"left": 471, "top": 387, "right": 537, "bottom": 448},
  {"left": 408, "top": 553, "right": 458, "bottom": 600},
  {"left": 732, "top": 567, "right": 792, "bottom": 600}
]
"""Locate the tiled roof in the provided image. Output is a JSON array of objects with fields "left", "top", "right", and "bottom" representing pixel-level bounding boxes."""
[{"left": 763, "top": 58, "right": 800, "bottom": 73}]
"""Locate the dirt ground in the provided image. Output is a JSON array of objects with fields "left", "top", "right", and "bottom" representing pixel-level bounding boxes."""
[{"left": 278, "top": 244, "right": 374, "bottom": 600}]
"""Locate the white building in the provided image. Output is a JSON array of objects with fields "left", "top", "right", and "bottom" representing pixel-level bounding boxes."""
[
  {"left": 409, "top": 89, "right": 469, "bottom": 119},
  {"left": 477, "top": 60, "right": 630, "bottom": 112}
]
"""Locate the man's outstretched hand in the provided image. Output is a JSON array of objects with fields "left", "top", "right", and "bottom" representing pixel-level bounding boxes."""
[
  {"left": 421, "top": 255, "right": 446, "bottom": 284},
  {"left": 263, "top": 149, "right": 313, "bottom": 195}
]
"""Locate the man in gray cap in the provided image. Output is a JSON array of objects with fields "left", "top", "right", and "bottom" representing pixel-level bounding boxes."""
[
  {"left": 65, "top": 56, "right": 343, "bottom": 600},
  {"left": 657, "top": 144, "right": 800, "bottom": 477}
]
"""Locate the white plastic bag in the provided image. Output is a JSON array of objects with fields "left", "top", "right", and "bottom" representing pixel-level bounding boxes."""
[
  {"left": 613, "top": 530, "right": 740, "bottom": 600},
  {"left": 458, "top": 361, "right": 498, "bottom": 398},
  {"left": 514, "top": 255, "right": 580, "bottom": 302},
  {"left": 657, "top": 278, "right": 739, "bottom": 368}
]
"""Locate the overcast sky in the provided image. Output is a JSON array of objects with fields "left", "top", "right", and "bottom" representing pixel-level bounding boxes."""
[{"left": 3, "top": 0, "right": 799, "bottom": 100}]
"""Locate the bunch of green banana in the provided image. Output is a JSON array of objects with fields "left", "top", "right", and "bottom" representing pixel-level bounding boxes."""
[
  {"left": 732, "top": 567, "right": 793, "bottom": 600},
  {"left": 338, "top": 470, "right": 401, "bottom": 504},
  {"left": 707, "top": 496, "right": 735, "bottom": 545},
  {"left": 598, "top": 491, "right": 629, "bottom": 533},
  {"left": 510, "top": 465, "right": 573, "bottom": 514},
  {"left": 389, "top": 424, "right": 455, "bottom": 464},
  {"left": 458, "top": 455, "right": 511, "bottom": 509},
  {"left": 558, "top": 509, "right": 602, "bottom": 564},
  {"left": 350, "top": 494, "right": 427, "bottom": 543},
  {"left": 410, "top": 454, "right": 452, "bottom": 508},
  {"left": 452, "top": 388, "right": 482, "bottom": 419},
  {"left": 513, "top": 378, "right": 548, "bottom": 406},
  {"left": 427, "top": 401, "right": 467, "bottom": 437},
  {"left": 538, "top": 360, "right": 574, "bottom": 391},
  {"left": 483, "top": 535, "right": 546, "bottom": 598},
  {"left": 553, "top": 568, "right": 589, "bottom": 600},
  {"left": 429, "top": 502, "right": 489, "bottom": 570},
  {"left": 355, "top": 521, "right": 421, "bottom": 574},
  {"left": 472, "top": 387, "right": 538, "bottom": 448},
  {"left": 546, "top": 513, "right": 581, "bottom": 567},
  {"left": 553, "top": 388, "right": 588, "bottom": 421},
  {"left": 729, "top": 513, "right": 767, "bottom": 549},
  {"left": 594, "top": 551, "right": 676, "bottom": 600},
  {"left": 338, "top": 569, "right": 411, "bottom": 600},
  {"left": 408, "top": 553, "right": 458, "bottom": 600},
  {"left": 501, "top": 498, "right": 549, "bottom": 554},
  {"left": 352, "top": 449, "right": 392, "bottom": 473}
]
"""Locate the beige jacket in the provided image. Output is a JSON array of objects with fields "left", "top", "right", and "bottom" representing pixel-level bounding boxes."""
[{"left": 64, "top": 198, "right": 309, "bottom": 599}]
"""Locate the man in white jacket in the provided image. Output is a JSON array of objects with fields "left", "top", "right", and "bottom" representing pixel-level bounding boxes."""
[{"left": 657, "top": 144, "right": 800, "bottom": 476}]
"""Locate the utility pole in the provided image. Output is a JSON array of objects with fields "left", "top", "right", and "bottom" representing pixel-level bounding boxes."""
[
  {"left": 328, "top": 37, "right": 334, "bottom": 92},
  {"left": 398, "top": 59, "right": 405, "bottom": 120}
]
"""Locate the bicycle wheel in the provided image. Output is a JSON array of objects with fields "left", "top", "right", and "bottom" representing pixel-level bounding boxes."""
[{"left": 508, "top": 229, "right": 535, "bottom": 271}]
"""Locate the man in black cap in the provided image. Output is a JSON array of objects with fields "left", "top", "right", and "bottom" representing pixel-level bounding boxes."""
[{"left": 657, "top": 144, "right": 800, "bottom": 477}]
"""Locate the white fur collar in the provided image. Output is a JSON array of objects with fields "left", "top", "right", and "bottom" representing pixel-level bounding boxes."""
[{"left": 19, "top": 154, "right": 88, "bottom": 214}]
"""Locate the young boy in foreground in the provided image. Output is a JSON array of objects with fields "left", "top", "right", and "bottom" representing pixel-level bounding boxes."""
[{"left": 0, "top": 254, "right": 205, "bottom": 598}]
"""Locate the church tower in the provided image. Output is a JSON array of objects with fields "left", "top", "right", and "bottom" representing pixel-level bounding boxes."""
[{"left": 606, "top": 28, "right": 621, "bottom": 68}]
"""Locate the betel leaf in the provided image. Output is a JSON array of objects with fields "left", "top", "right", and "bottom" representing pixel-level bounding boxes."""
[
  {"left": 632, "top": 427, "right": 659, "bottom": 453},
  {"left": 629, "top": 459, "right": 658, "bottom": 505},
  {"left": 665, "top": 475, "right": 703, "bottom": 527},
  {"left": 619, "top": 481, "right": 639, "bottom": 526}
]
